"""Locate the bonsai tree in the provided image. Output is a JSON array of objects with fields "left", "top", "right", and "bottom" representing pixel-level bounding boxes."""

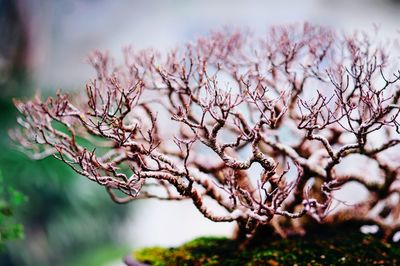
[{"left": 11, "top": 23, "right": 400, "bottom": 244}]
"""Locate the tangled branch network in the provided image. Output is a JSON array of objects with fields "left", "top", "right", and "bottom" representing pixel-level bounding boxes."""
[{"left": 12, "top": 23, "right": 400, "bottom": 240}]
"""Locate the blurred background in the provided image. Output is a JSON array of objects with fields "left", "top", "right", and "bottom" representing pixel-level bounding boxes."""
[{"left": 1, "top": 0, "right": 400, "bottom": 265}]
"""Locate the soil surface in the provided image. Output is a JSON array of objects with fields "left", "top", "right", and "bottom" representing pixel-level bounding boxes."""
[{"left": 132, "top": 228, "right": 400, "bottom": 265}]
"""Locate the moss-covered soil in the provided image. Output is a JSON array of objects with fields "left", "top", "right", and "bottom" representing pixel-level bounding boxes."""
[{"left": 133, "top": 229, "right": 400, "bottom": 265}]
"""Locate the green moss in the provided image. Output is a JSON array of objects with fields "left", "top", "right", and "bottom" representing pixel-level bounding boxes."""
[
  {"left": 133, "top": 232, "right": 400, "bottom": 265},
  {"left": 134, "top": 247, "right": 171, "bottom": 266}
]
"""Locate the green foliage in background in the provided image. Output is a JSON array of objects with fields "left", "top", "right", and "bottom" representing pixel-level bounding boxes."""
[
  {"left": 0, "top": 8, "right": 133, "bottom": 261},
  {"left": 0, "top": 170, "right": 27, "bottom": 250}
]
